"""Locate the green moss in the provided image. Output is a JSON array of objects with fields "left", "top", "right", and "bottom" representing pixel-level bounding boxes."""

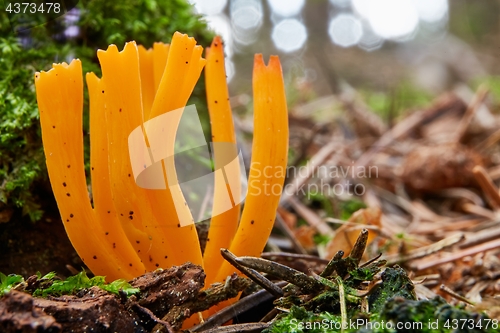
[
  {"left": 368, "top": 265, "right": 417, "bottom": 313},
  {"left": 33, "top": 270, "right": 139, "bottom": 297},
  {"left": 361, "top": 81, "right": 432, "bottom": 120},
  {"left": 339, "top": 200, "right": 367, "bottom": 220},
  {"left": 0, "top": 272, "right": 24, "bottom": 296},
  {"left": 380, "top": 297, "right": 496, "bottom": 333},
  {"left": 0, "top": 270, "right": 138, "bottom": 298}
]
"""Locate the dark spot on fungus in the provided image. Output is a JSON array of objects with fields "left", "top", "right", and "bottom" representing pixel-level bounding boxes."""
[
  {"left": 216, "top": 59, "right": 219, "bottom": 63},
  {"left": 91, "top": 167, "right": 94, "bottom": 171},
  {"left": 207, "top": 238, "right": 210, "bottom": 242},
  {"left": 164, "top": 256, "right": 168, "bottom": 259},
  {"left": 67, "top": 165, "right": 70, "bottom": 168},
  {"left": 215, "top": 100, "right": 218, "bottom": 104},
  {"left": 119, "top": 108, "right": 122, "bottom": 112},
  {"left": 105, "top": 232, "right": 109, "bottom": 235},
  {"left": 102, "top": 90, "right": 104, "bottom": 93},
  {"left": 156, "top": 263, "right": 159, "bottom": 267},
  {"left": 136, "top": 240, "right": 140, "bottom": 244},
  {"left": 177, "top": 223, "right": 180, "bottom": 227},
  {"left": 214, "top": 42, "right": 218, "bottom": 47},
  {"left": 66, "top": 193, "right": 70, "bottom": 197},
  {"left": 63, "top": 182, "right": 67, "bottom": 187},
  {"left": 149, "top": 255, "right": 152, "bottom": 262},
  {"left": 186, "top": 61, "right": 188, "bottom": 64},
  {"left": 93, "top": 256, "right": 97, "bottom": 259},
  {"left": 129, "top": 216, "right": 133, "bottom": 220},
  {"left": 70, "top": 214, "right": 74, "bottom": 218},
  {"left": 129, "top": 211, "right": 134, "bottom": 215},
  {"left": 52, "top": 126, "right": 56, "bottom": 129},
  {"left": 128, "top": 174, "right": 131, "bottom": 177},
  {"left": 129, "top": 263, "right": 132, "bottom": 267},
  {"left": 66, "top": 219, "right": 69, "bottom": 222},
  {"left": 251, "top": 220, "right": 254, "bottom": 224},
  {"left": 120, "top": 213, "right": 124, "bottom": 216},
  {"left": 113, "top": 243, "right": 116, "bottom": 248},
  {"left": 107, "top": 210, "right": 111, "bottom": 214}
]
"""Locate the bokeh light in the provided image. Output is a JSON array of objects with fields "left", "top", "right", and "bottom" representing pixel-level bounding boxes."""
[
  {"left": 352, "top": 0, "right": 449, "bottom": 42},
  {"left": 272, "top": 19, "right": 307, "bottom": 53},
  {"left": 268, "top": 0, "right": 305, "bottom": 17},
  {"left": 413, "top": 0, "right": 448, "bottom": 23},
  {"left": 328, "top": 14, "right": 363, "bottom": 48},
  {"left": 231, "top": 0, "right": 263, "bottom": 46},
  {"left": 189, "top": 0, "right": 227, "bottom": 16},
  {"left": 329, "top": 0, "right": 351, "bottom": 9},
  {"left": 356, "top": 0, "right": 419, "bottom": 40},
  {"left": 204, "top": 15, "right": 233, "bottom": 57},
  {"left": 357, "top": 21, "right": 384, "bottom": 51}
]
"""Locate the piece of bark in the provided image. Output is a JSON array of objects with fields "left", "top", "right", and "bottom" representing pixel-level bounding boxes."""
[
  {"left": 0, "top": 290, "right": 61, "bottom": 333},
  {"left": 131, "top": 263, "right": 205, "bottom": 315},
  {"left": 0, "top": 263, "right": 206, "bottom": 333},
  {"left": 37, "top": 287, "right": 142, "bottom": 333}
]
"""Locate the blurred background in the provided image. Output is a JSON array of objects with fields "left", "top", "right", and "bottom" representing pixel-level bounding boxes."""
[{"left": 190, "top": 0, "right": 500, "bottom": 116}]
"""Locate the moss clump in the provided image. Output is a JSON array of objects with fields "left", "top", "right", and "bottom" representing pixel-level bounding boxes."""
[
  {"left": 380, "top": 296, "right": 496, "bottom": 333},
  {"left": 368, "top": 265, "right": 417, "bottom": 313},
  {"left": 265, "top": 266, "right": 494, "bottom": 333}
]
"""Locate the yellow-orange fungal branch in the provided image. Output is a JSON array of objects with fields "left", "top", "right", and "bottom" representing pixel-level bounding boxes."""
[
  {"left": 141, "top": 32, "right": 205, "bottom": 267},
  {"left": 149, "top": 32, "right": 201, "bottom": 120},
  {"left": 214, "top": 54, "right": 289, "bottom": 283},
  {"left": 203, "top": 36, "right": 241, "bottom": 286},
  {"left": 152, "top": 42, "right": 170, "bottom": 96},
  {"left": 137, "top": 45, "right": 155, "bottom": 118},
  {"left": 87, "top": 72, "right": 146, "bottom": 277},
  {"left": 97, "top": 42, "right": 178, "bottom": 270},
  {"left": 35, "top": 60, "right": 138, "bottom": 281}
]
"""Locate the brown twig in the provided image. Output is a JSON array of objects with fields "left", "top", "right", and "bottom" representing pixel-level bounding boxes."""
[
  {"left": 473, "top": 165, "right": 500, "bottom": 209},
  {"left": 134, "top": 304, "right": 175, "bottom": 333},
  {"left": 454, "top": 84, "right": 489, "bottom": 143},
  {"left": 220, "top": 249, "right": 284, "bottom": 297},
  {"left": 261, "top": 252, "right": 330, "bottom": 265},
  {"left": 279, "top": 140, "right": 338, "bottom": 205},
  {"left": 189, "top": 282, "right": 287, "bottom": 332},
  {"left": 288, "top": 196, "right": 334, "bottom": 237},
  {"left": 415, "top": 237, "right": 500, "bottom": 271},
  {"left": 275, "top": 211, "right": 308, "bottom": 254},
  {"left": 233, "top": 254, "right": 323, "bottom": 293},
  {"left": 198, "top": 322, "right": 271, "bottom": 333},
  {"left": 440, "top": 284, "right": 475, "bottom": 305},
  {"left": 384, "top": 233, "right": 465, "bottom": 266},
  {"left": 459, "top": 225, "right": 500, "bottom": 248}
]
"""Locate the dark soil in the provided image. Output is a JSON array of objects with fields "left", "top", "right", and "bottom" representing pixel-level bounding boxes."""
[{"left": 0, "top": 209, "right": 83, "bottom": 278}]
